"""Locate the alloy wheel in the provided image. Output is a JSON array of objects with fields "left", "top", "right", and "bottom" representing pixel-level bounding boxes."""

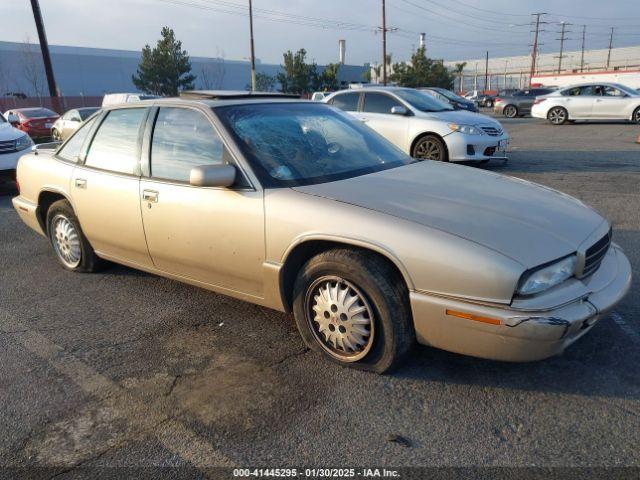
[
  {"left": 504, "top": 106, "right": 517, "bottom": 118},
  {"left": 548, "top": 107, "right": 567, "bottom": 125},
  {"left": 414, "top": 138, "right": 444, "bottom": 161},
  {"left": 305, "top": 276, "right": 374, "bottom": 362},
  {"left": 51, "top": 214, "right": 81, "bottom": 268}
]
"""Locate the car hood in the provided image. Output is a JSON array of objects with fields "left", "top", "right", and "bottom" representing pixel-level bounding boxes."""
[
  {"left": 292, "top": 162, "right": 605, "bottom": 268},
  {"left": 0, "top": 122, "right": 25, "bottom": 141},
  {"left": 417, "top": 109, "right": 501, "bottom": 127}
]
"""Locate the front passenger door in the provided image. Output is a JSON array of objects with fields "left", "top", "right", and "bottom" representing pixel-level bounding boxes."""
[
  {"left": 359, "top": 93, "right": 410, "bottom": 152},
  {"left": 139, "top": 106, "right": 265, "bottom": 297}
]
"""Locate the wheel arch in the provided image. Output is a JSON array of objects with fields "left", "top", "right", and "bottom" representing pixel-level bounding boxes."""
[
  {"left": 409, "top": 131, "right": 449, "bottom": 160},
  {"left": 279, "top": 237, "right": 414, "bottom": 312},
  {"left": 36, "top": 189, "right": 73, "bottom": 234}
]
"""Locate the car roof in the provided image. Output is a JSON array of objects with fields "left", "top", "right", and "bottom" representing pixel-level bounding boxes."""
[
  {"left": 328, "top": 86, "right": 412, "bottom": 96},
  {"left": 560, "top": 82, "right": 624, "bottom": 89}
]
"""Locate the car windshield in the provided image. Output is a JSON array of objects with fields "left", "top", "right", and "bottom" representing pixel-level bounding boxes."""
[
  {"left": 215, "top": 103, "right": 413, "bottom": 188},
  {"left": 432, "top": 88, "right": 466, "bottom": 102},
  {"left": 79, "top": 108, "right": 99, "bottom": 120},
  {"left": 393, "top": 89, "right": 453, "bottom": 112}
]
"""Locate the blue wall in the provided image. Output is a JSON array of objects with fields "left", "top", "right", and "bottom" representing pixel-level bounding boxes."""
[{"left": 0, "top": 41, "right": 368, "bottom": 96}]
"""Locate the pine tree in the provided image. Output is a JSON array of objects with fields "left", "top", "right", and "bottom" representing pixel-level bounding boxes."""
[{"left": 132, "top": 27, "right": 196, "bottom": 96}]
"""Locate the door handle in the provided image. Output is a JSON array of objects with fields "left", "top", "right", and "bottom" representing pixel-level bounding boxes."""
[
  {"left": 142, "top": 189, "right": 159, "bottom": 203},
  {"left": 75, "top": 178, "right": 87, "bottom": 189}
]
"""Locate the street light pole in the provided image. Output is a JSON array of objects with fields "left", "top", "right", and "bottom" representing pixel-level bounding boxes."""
[{"left": 248, "top": 0, "right": 256, "bottom": 91}]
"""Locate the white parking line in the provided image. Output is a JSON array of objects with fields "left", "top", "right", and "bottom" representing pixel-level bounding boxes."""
[
  {"left": 1, "top": 312, "right": 234, "bottom": 471},
  {"left": 611, "top": 311, "right": 639, "bottom": 343}
]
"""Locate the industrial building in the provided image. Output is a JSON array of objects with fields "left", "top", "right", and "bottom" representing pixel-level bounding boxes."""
[{"left": 0, "top": 40, "right": 369, "bottom": 97}]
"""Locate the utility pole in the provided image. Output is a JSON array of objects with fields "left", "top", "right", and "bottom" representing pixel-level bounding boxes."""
[
  {"left": 555, "top": 21, "right": 571, "bottom": 74},
  {"left": 529, "top": 13, "right": 546, "bottom": 86},
  {"left": 606, "top": 27, "right": 614, "bottom": 69},
  {"left": 580, "top": 24, "right": 586, "bottom": 72},
  {"left": 29, "top": 0, "right": 59, "bottom": 109},
  {"left": 382, "top": 0, "right": 387, "bottom": 85},
  {"left": 248, "top": 0, "right": 256, "bottom": 91},
  {"left": 484, "top": 51, "right": 489, "bottom": 92}
]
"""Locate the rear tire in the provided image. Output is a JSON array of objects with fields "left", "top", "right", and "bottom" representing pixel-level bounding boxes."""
[
  {"left": 51, "top": 129, "right": 62, "bottom": 142},
  {"left": 547, "top": 106, "right": 568, "bottom": 125},
  {"left": 633, "top": 107, "right": 640, "bottom": 124},
  {"left": 412, "top": 134, "right": 448, "bottom": 162},
  {"left": 46, "top": 199, "right": 102, "bottom": 272},
  {"left": 503, "top": 105, "right": 518, "bottom": 118},
  {"left": 292, "top": 249, "right": 415, "bottom": 373}
]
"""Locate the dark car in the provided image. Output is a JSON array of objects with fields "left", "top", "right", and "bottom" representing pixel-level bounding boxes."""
[
  {"left": 4, "top": 107, "right": 60, "bottom": 139},
  {"left": 493, "top": 88, "right": 556, "bottom": 118},
  {"left": 419, "top": 87, "right": 478, "bottom": 112}
]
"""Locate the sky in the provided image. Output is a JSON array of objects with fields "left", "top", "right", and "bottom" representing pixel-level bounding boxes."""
[{"left": 2, "top": 0, "right": 640, "bottom": 65}]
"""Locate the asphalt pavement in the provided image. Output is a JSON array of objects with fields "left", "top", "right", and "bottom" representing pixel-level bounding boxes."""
[{"left": 0, "top": 117, "right": 639, "bottom": 477}]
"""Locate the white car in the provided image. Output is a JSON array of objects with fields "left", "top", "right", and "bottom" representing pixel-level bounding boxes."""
[
  {"left": 325, "top": 87, "right": 509, "bottom": 163},
  {"left": 0, "top": 112, "right": 34, "bottom": 180},
  {"left": 531, "top": 82, "right": 640, "bottom": 125}
]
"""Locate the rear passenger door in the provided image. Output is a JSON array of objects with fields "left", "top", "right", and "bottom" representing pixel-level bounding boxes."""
[
  {"left": 70, "top": 107, "right": 153, "bottom": 267},
  {"left": 139, "top": 106, "right": 265, "bottom": 297},
  {"left": 358, "top": 92, "right": 410, "bottom": 152},
  {"left": 563, "top": 86, "right": 596, "bottom": 118}
]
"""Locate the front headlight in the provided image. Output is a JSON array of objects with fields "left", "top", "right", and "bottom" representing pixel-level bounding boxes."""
[
  {"left": 448, "top": 123, "right": 483, "bottom": 135},
  {"left": 517, "top": 255, "right": 577, "bottom": 296},
  {"left": 15, "top": 134, "right": 34, "bottom": 151}
]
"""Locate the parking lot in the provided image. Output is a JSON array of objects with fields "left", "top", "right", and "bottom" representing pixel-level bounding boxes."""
[{"left": 1, "top": 116, "right": 639, "bottom": 475}]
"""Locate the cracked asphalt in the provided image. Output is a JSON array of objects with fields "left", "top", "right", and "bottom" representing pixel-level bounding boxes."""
[{"left": 0, "top": 117, "right": 639, "bottom": 477}]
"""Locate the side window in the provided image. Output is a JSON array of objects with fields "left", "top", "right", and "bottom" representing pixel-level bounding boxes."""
[
  {"left": 603, "top": 86, "right": 623, "bottom": 97},
  {"left": 57, "top": 116, "right": 97, "bottom": 162},
  {"left": 330, "top": 93, "right": 360, "bottom": 112},
  {"left": 363, "top": 93, "right": 402, "bottom": 114},
  {"left": 150, "top": 107, "right": 224, "bottom": 182},
  {"left": 84, "top": 108, "right": 146, "bottom": 174}
]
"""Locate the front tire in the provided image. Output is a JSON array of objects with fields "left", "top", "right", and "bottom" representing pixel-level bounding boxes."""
[
  {"left": 503, "top": 105, "right": 518, "bottom": 118},
  {"left": 292, "top": 249, "right": 414, "bottom": 373},
  {"left": 46, "top": 199, "right": 102, "bottom": 272},
  {"left": 547, "top": 106, "right": 568, "bottom": 125},
  {"left": 412, "top": 134, "right": 448, "bottom": 162}
]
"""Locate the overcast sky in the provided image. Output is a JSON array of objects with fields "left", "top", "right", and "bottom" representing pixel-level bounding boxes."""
[{"left": 2, "top": 0, "right": 640, "bottom": 65}]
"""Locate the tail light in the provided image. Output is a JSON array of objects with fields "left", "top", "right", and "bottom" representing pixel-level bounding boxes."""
[
  {"left": 25, "top": 120, "right": 34, "bottom": 127},
  {"left": 15, "top": 179, "right": 20, "bottom": 194},
  {"left": 494, "top": 97, "right": 502, "bottom": 103},
  {"left": 533, "top": 98, "right": 547, "bottom": 105}
]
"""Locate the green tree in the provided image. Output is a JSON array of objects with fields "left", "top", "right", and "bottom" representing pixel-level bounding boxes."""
[
  {"left": 390, "top": 47, "right": 454, "bottom": 89},
  {"left": 318, "top": 63, "right": 340, "bottom": 91},
  {"left": 132, "top": 27, "right": 196, "bottom": 96},
  {"left": 453, "top": 62, "right": 467, "bottom": 92},
  {"left": 255, "top": 72, "right": 276, "bottom": 91},
  {"left": 277, "top": 49, "right": 318, "bottom": 94}
]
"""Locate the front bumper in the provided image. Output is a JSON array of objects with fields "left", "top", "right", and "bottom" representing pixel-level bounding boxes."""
[
  {"left": 410, "top": 245, "right": 632, "bottom": 362},
  {"left": 446, "top": 131, "right": 509, "bottom": 162}
]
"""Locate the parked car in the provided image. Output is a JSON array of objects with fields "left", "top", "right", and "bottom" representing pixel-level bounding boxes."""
[
  {"left": 51, "top": 107, "right": 100, "bottom": 141},
  {"left": 12, "top": 92, "right": 631, "bottom": 371},
  {"left": 420, "top": 87, "right": 478, "bottom": 112},
  {"left": 325, "top": 87, "right": 508, "bottom": 163},
  {"left": 0, "top": 112, "right": 34, "bottom": 180},
  {"left": 464, "top": 91, "right": 494, "bottom": 108},
  {"left": 532, "top": 82, "right": 640, "bottom": 125},
  {"left": 311, "top": 92, "right": 330, "bottom": 102},
  {"left": 494, "top": 88, "right": 556, "bottom": 118},
  {"left": 102, "top": 93, "right": 158, "bottom": 107},
  {"left": 4, "top": 107, "right": 60, "bottom": 140}
]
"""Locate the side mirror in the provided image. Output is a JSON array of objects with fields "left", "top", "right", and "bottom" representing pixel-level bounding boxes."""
[
  {"left": 7, "top": 113, "right": 19, "bottom": 125},
  {"left": 391, "top": 106, "right": 408, "bottom": 115},
  {"left": 189, "top": 164, "right": 236, "bottom": 188}
]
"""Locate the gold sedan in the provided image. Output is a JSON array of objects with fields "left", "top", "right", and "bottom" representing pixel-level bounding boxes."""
[{"left": 12, "top": 93, "right": 632, "bottom": 373}]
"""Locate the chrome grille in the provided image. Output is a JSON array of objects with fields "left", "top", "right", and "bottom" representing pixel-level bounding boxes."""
[
  {"left": 581, "top": 229, "right": 612, "bottom": 278},
  {"left": 480, "top": 125, "right": 503, "bottom": 136},
  {"left": 0, "top": 139, "right": 17, "bottom": 154}
]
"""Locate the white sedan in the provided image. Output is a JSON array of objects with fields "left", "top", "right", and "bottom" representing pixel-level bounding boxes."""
[
  {"left": 324, "top": 87, "right": 509, "bottom": 163},
  {"left": 531, "top": 82, "right": 640, "bottom": 125}
]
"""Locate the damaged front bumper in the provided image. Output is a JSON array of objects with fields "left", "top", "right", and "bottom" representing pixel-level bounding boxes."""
[{"left": 410, "top": 245, "right": 632, "bottom": 362}]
